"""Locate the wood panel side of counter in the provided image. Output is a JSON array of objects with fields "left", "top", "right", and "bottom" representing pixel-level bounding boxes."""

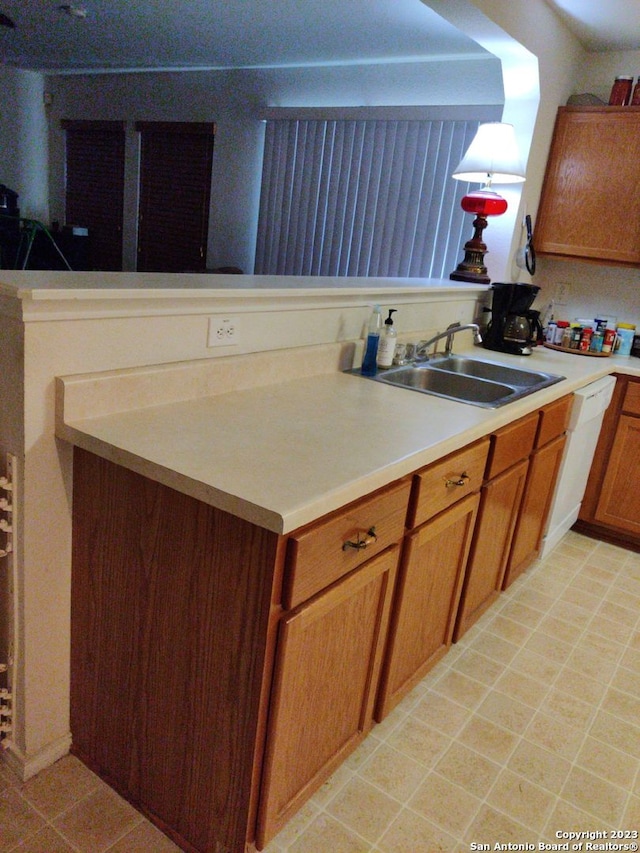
[{"left": 70, "top": 447, "right": 282, "bottom": 853}]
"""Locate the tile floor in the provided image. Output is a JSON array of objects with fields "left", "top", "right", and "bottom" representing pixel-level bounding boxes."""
[{"left": 1, "top": 531, "right": 639, "bottom": 853}]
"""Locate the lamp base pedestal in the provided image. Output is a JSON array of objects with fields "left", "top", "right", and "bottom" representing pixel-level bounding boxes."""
[{"left": 449, "top": 214, "right": 490, "bottom": 284}]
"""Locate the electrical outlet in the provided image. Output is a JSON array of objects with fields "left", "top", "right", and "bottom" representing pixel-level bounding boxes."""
[
  {"left": 554, "top": 282, "right": 571, "bottom": 305},
  {"left": 207, "top": 316, "right": 240, "bottom": 347}
]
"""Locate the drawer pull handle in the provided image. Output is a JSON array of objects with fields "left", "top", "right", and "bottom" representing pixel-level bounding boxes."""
[
  {"left": 445, "top": 472, "right": 470, "bottom": 488},
  {"left": 342, "top": 526, "right": 378, "bottom": 551}
]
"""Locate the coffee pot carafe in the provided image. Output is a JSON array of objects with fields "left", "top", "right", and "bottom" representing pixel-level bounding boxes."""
[{"left": 483, "top": 283, "right": 543, "bottom": 356}]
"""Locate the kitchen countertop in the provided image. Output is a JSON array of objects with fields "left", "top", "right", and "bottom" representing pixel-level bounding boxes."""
[{"left": 56, "top": 344, "right": 640, "bottom": 534}]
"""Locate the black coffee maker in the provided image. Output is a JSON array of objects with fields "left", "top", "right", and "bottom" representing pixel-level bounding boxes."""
[{"left": 483, "top": 282, "right": 544, "bottom": 356}]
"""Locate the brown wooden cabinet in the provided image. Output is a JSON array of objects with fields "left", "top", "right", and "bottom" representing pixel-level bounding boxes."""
[
  {"left": 256, "top": 479, "right": 410, "bottom": 845},
  {"left": 577, "top": 374, "right": 640, "bottom": 549},
  {"left": 69, "top": 397, "right": 574, "bottom": 853},
  {"left": 535, "top": 107, "right": 640, "bottom": 266},
  {"left": 502, "top": 396, "right": 572, "bottom": 588},
  {"left": 454, "top": 413, "right": 538, "bottom": 640},
  {"left": 375, "top": 439, "right": 489, "bottom": 719}
]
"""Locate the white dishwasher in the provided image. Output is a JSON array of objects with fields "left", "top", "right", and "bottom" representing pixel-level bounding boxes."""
[{"left": 540, "top": 374, "right": 616, "bottom": 557}]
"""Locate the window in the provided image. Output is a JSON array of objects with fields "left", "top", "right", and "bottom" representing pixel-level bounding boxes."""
[
  {"left": 135, "top": 122, "right": 215, "bottom": 272},
  {"left": 254, "top": 112, "right": 495, "bottom": 278},
  {"left": 62, "top": 120, "right": 126, "bottom": 271}
]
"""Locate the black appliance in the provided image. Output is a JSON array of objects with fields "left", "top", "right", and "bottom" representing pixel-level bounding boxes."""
[{"left": 483, "top": 282, "right": 544, "bottom": 356}]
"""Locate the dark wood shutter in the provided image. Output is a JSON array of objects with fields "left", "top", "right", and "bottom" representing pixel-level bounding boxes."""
[
  {"left": 62, "top": 120, "right": 125, "bottom": 271},
  {"left": 135, "top": 122, "right": 215, "bottom": 272}
]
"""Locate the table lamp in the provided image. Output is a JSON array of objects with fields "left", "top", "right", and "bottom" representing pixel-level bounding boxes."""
[{"left": 449, "top": 122, "right": 525, "bottom": 283}]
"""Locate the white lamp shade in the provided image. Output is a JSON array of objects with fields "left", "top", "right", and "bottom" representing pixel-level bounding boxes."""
[{"left": 452, "top": 122, "right": 525, "bottom": 185}]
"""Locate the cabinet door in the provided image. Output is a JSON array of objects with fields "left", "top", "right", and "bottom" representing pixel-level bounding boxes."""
[
  {"left": 376, "top": 493, "right": 479, "bottom": 720},
  {"left": 594, "top": 413, "right": 640, "bottom": 535},
  {"left": 257, "top": 546, "right": 399, "bottom": 847},
  {"left": 455, "top": 458, "right": 529, "bottom": 641},
  {"left": 535, "top": 107, "right": 640, "bottom": 264},
  {"left": 503, "top": 434, "right": 566, "bottom": 588}
]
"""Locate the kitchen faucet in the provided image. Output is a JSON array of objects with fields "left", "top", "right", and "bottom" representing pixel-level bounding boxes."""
[{"left": 415, "top": 322, "right": 483, "bottom": 360}]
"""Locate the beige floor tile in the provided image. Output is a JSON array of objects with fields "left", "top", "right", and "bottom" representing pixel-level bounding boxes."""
[
  {"left": 484, "top": 613, "right": 533, "bottom": 646},
  {"left": 20, "top": 755, "right": 100, "bottom": 820},
  {"left": 385, "top": 716, "right": 451, "bottom": 768},
  {"left": 493, "top": 668, "right": 549, "bottom": 708},
  {"left": 623, "top": 794, "right": 640, "bottom": 829},
  {"left": 551, "top": 665, "right": 608, "bottom": 703},
  {"left": 379, "top": 807, "right": 458, "bottom": 853},
  {"left": 4, "top": 824, "right": 78, "bottom": 852},
  {"left": 560, "top": 766, "right": 628, "bottom": 825},
  {"left": 509, "top": 646, "right": 563, "bottom": 683},
  {"left": 326, "top": 778, "right": 401, "bottom": 844},
  {"left": 575, "top": 735, "right": 639, "bottom": 790},
  {"left": 476, "top": 688, "right": 536, "bottom": 734},
  {"left": 464, "top": 804, "right": 536, "bottom": 848},
  {"left": 544, "top": 797, "right": 609, "bottom": 841},
  {"left": 435, "top": 742, "right": 501, "bottom": 798},
  {"left": 0, "top": 788, "right": 47, "bottom": 850},
  {"left": 51, "top": 784, "right": 142, "bottom": 853},
  {"left": 498, "top": 600, "right": 546, "bottom": 629},
  {"left": 507, "top": 739, "right": 571, "bottom": 794},
  {"left": 620, "top": 647, "right": 640, "bottom": 674},
  {"left": 288, "top": 813, "right": 370, "bottom": 853},
  {"left": 106, "top": 821, "right": 184, "bottom": 852},
  {"left": 536, "top": 613, "right": 584, "bottom": 645},
  {"left": 450, "top": 648, "right": 504, "bottom": 686},
  {"left": 358, "top": 744, "right": 425, "bottom": 802},
  {"left": 524, "top": 711, "right": 585, "bottom": 761},
  {"left": 566, "top": 645, "right": 619, "bottom": 683},
  {"left": 600, "top": 685, "right": 640, "bottom": 725},
  {"left": 432, "top": 669, "right": 489, "bottom": 710},
  {"left": 457, "top": 714, "right": 517, "bottom": 763},
  {"left": 409, "top": 771, "right": 481, "bottom": 835},
  {"left": 523, "top": 630, "right": 573, "bottom": 663},
  {"left": 265, "top": 798, "right": 319, "bottom": 850},
  {"left": 590, "top": 709, "right": 640, "bottom": 759},
  {"left": 465, "top": 631, "right": 520, "bottom": 666},
  {"left": 411, "top": 691, "right": 470, "bottom": 737},
  {"left": 617, "top": 652, "right": 640, "bottom": 690},
  {"left": 540, "top": 686, "right": 596, "bottom": 730},
  {"left": 487, "top": 768, "right": 555, "bottom": 833}
]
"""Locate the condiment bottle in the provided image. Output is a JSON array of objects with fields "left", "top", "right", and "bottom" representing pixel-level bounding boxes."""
[
  {"left": 609, "top": 75, "right": 634, "bottom": 105},
  {"left": 377, "top": 309, "right": 398, "bottom": 368}
]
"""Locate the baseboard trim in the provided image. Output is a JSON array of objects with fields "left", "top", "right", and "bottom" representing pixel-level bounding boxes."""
[{"left": 1, "top": 732, "right": 72, "bottom": 781}]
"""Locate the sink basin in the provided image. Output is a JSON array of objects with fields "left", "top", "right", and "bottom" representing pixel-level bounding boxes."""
[
  {"left": 348, "top": 355, "right": 565, "bottom": 408},
  {"left": 424, "top": 354, "right": 560, "bottom": 388}
]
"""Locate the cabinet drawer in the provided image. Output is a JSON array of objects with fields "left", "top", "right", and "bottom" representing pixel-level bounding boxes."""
[
  {"left": 536, "top": 395, "right": 572, "bottom": 447},
  {"left": 408, "top": 438, "right": 489, "bottom": 529},
  {"left": 284, "top": 479, "right": 411, "bottom": 609},
  {"left": 622, "top": 379, "right": 640, "bottom": 416},
  {"left": 485, "top": 412, "right": 538, "bottom": 480}
]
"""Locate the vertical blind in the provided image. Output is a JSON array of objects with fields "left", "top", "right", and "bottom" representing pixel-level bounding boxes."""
[{"left": 254, "top": 118, "right": 480, "bottom": 278}]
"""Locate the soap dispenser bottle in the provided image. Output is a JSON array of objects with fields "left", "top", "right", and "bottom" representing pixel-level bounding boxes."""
[
  {"left": 377, "top": 309, "right": 398, "bottom": 368},
  {"left": 361, "top": 304, "right": 382, "bottom": 375}
]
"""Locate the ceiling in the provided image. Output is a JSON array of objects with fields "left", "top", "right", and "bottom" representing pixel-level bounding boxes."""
[{"left": 0, "top": 0, "right": 638, "bottom": 75}]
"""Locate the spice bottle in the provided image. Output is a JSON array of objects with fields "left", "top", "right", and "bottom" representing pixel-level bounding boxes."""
[{"left": 609, "top": 76, "right": 634, "bottom": 105}]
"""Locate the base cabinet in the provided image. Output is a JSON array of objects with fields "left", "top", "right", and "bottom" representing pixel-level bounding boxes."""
[
  {"left": 376, "top": 492, "right": 479, "bottom": 719},
  {"left": 256, "top": 546, "right": 399, "bottom": 846},
  {"left": 69, "top": 395, "right": 574, "bottom": 853},
  {"left": 577, "top": 374, "right": 640, "bottom": 548}
]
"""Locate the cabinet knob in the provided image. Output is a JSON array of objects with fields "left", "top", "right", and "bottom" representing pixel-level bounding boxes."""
[
  {"left": 444, "top": 472, "right": 470, "bottom": 488},
  {"left": 342, "top": 526, "right": 378, "bottom": 551}
]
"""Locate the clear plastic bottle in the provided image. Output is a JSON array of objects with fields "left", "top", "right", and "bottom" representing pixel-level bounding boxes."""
[
  {"left": 377, "top": 309, "right": 398, "bottom": 368},
  {"left": 361, "top": 305, "right": 382, "bottom": 375}
]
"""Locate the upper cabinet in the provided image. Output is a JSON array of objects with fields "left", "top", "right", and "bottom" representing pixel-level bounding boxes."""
[{"left": 535, "top": 107, "right": 640, "bottom": 266}]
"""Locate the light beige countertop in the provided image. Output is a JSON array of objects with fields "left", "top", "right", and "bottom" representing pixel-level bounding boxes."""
[{"left": 56, "top": 344, "right": 640, "bottom": 534}]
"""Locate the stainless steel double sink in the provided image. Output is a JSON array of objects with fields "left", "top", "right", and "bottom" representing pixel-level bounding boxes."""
[{"left": 350, "top": 354, "right": 565, "bottom": 408}]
